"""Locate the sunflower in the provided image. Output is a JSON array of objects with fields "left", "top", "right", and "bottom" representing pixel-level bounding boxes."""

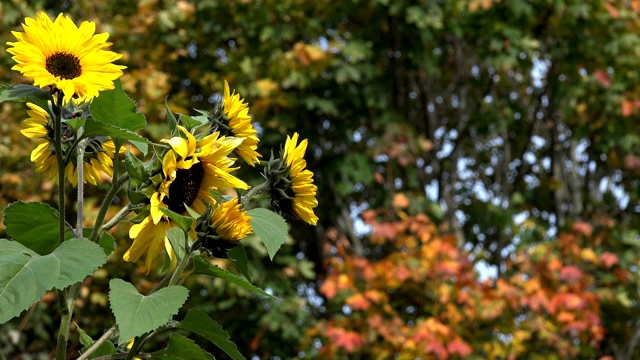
[
  {"left": 209, "top": 81, "right": 261, "bottom": 166},
  {"left": 124, "top": 126, "right": 249, "bottom": 269},
  {"left": 198, "top": 197, "right": 253, "bottom": 258},
  {"left": 266, "top": 133, "right": 319, "bottom": 225},
  {"left": 20, "top": 102, "right": 118, "bottom": 186},
  {"left": 7, "top": 12, "right": 125, "bottom": 104}
]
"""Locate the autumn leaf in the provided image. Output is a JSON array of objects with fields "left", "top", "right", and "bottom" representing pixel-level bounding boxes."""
[{"left": 600, "top": 252, "right": 619, "bottom": 269}]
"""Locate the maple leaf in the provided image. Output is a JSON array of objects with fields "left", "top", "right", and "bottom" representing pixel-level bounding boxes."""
[
  {"left": 320, "top": 279, "right": 338, "bottom": 299},
  {"left": 593, "top": 70, "right": 611, "bottom": 88},
  {"left": 325, "top": 327, "right": 364, "bottom": 353},
  {"left": 572, "top": 221, "right": 593, "bottom": 237},
  {"left": 447, "top": 338, "right": 472, "bottom": 357},
  {"left": 346, "top": 293, "right": 371, "bottom": 311},
  {"left": 392, "top": 193, "right": 410, "bottom": 208},
  {"left": 559, "top": 265, "right": 583, "bottom": 284},
  {"left": 600, "top": 252, "right": 619, "bottom": 269}
]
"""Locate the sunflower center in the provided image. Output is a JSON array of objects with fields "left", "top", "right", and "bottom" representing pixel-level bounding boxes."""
[
  {"left": 164, "top": 162, "right": 205, "bottom": 214},
  {"left": 46, "top": 52, "right": 82, "bottom": 80}
]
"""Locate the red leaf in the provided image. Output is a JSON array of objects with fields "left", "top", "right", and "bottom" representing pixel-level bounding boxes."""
[
  {"left": 593, "top": 70, "right": 611, "bottom": 88},
  {"left": 559, "top": 265, "right": 583, "bottom": 284},
  {"left": 572, "top": 221, "right": 593, "bottom": 237},
  {"left": 447, "top": 338, "right": 472, "bottom": 357},
  {"left": 600, "top": 252, "right": 619, "bottom": 269},
  {"left": 325, "top": 327, "right": 364, "bottom": 353},
  {"left": 346, "top": 293, "right": 371, "bottom": 311}
]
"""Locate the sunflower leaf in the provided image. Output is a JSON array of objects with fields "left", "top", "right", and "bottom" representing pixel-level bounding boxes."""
[
  {"left": 90, "top": 79, "right": 146, "bottom": 132},
  {"left": 109, "top": 279, "right": 188, "bottom": 344},
  {"left": 159, "top": 207, "right": 194, "bottom": 233},
  {"left": 176, "top": 309, "right": 244, "bottom": 360},
  {"left": 179, "top": 114, "right": 208, "bottom": 131},
  {"left": 193, "top": 256, "right": 274, "bottom": 298},
  {"left": 3, "top": 201, "right": 61, "bottom": 255},
  {"left": 227, "top": 246, "right": 251, "bottom": 281},
  {"left": 166, "top": 227, "right": 187, "bottom": 261},
  {"left": 247, "top": 209, "right": 288, "bottom": 260},
  {"left": 83, "top": 119, "right": 152, "bottom": 155},
  {"left": 0, "top": 84, "right": 53, "bottom": 114},
  {"left": 165, "top": 97, "right": 178, "bottom": 133},
  {"left": 0, "top": 238, "right": 106, "bottom": 324},
  {"left": 152, "top": 334, "right": 216, "bottom": 360}
]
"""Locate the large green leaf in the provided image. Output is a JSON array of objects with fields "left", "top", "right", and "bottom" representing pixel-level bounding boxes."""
[
  {"left": 90, "top": 79, "right": 146, "bottom": 132},
  {"left": 3, "top": 201, "right": 61, "bottom": 255},
  {"left": 109, "top": 279, "right": 188, "bottom": 344},
  {"left": 152, "top": 334, "right": 216, "bottom": 360},
  {"left": 0, "top": 238, "right": 106, "bottom": 324},
  {"left": 247, "top": 208, "right": 288, "bottom": 260},
  {"left": 177, "top": 309, "right": 243, "bottom": 360},
  {"left": 193, "top": 256, "right": 273, "bottom": 298},
  {"left": 0, "top": 84, "right": 53, "bottom": 114},
  {"left": 82, "top": 119, "right": 152, "bottom": 147}
]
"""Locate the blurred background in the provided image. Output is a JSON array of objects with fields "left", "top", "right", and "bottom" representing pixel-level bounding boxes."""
[{"left": 2, "top": 0, "right": 640, "bottom": 359}]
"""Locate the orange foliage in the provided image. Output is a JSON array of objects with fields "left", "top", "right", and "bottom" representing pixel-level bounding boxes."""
[{"left": 307, "top": 195, "right": 624, "bottom": 359}]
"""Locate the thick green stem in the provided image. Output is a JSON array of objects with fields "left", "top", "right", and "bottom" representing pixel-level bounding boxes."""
[
  {"left": 56, "top": 283, "right": 80, "bottom": 360},
  {"left": 53, "top": 91, "right": 70, "bottom": 360},
  {"left": 53, "top": 91, "right": 66, "bottom": 243}
]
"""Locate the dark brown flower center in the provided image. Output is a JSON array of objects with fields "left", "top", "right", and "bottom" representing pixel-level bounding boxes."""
[
  {"left": 163, "top": 162, "right": 205, "bottom": 214},
  {"left": 45, "top": 52, "right": 82, "bottom": 79}
]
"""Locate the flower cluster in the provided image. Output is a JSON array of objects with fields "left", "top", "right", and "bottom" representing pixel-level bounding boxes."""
[{"left": 8, "top": 12, "right": 319, "bottom": 272}]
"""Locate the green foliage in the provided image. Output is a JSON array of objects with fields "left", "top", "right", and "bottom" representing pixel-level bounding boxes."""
[
  {"left": 247, "top": 208, "right": 287, "bottom": 260},
  {"left": 108, "top": 279, "right": 188, "bottom": 344},
  {"left": 152, "top": 334, "right": 216, "bottom": 360},
  {"left": 0, "top": 238, "right": 106, "bottom": 323},
  {"left": 177, "top": 309, "right": 245, "bottom": 360},
  {"left": 159, "top": 207, "right": 194, "bottom": 233},
  {"left": 3, "top": 201, "right": 60, "bottom": 255},
  {"left": 78, "top": 326, "right": 117, "bottom": 359},
  {"left": 0, "top": 84, "right": 53, "bottom": 116},
  {"left": 90, "top": 79, "right": 146, "bottom": 132},
  {"left": 193, "top": 256, "right": 273, "bottom": 298}
]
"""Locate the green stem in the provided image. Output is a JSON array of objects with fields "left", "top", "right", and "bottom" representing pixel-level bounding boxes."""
[
  {"left": 76, "top": 325, "right": 117, "bottom": 360},
  {"left": 56, "top": 283, "right": 80, "bottom": 360},
  {"left": 53, "top": 91, "right": 70, "bottom": 360},
  {"left": 101, "top": 204, "right": 133, "bottom": 233},
  {"left": 75, "top": 136, "right": 87, "bottom": 237},
  {"left": 53, "top": 91, "right": 66, "bottom": 243},
  {"left": 90, "top": 173, "right": 129, "bottom": 243},
  {"left": 241, "top": 181, "right": 270, "bottom": 207},
  {"left": 168, "top": 250, "right": 194, "bottom": 287}
]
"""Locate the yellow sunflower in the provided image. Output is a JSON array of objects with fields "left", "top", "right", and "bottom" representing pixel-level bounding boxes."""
[
  {"left": 7, "top": 12, "right": 125, "bottom": 104},
  {"left": 267, "top": 133, "right": 319, "bottom": 225},
  {"left": 199, "top": 197, "right": 253, "bottom": 258},
  {"left": 20, "top": 102, "right": 118, "bottom": 186},
  {"left": 124, "top": 126, "right": 249, "bottom": 269},
  {"left": 218, "top": 81, "right": 261, "bottom": 166}
]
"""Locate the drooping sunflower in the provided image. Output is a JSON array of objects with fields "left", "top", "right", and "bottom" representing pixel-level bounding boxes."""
[
  {"left": 124, "top": 126, "right": 249, "bottom": 269},
  {"left": 7, "top": 12, "right": 126, "bottom": 104},
  {"left": 209, "top": 81, "right": 261, "bottom": 166},
  {"left": 266, "top": 133, "right": 319, "bottom": 225},
  {"left": 198, "top": 197, "right": 253, "bottom": 258},
  {"left": 20, "top": 102, "right": 118, "bottom": 186}
]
